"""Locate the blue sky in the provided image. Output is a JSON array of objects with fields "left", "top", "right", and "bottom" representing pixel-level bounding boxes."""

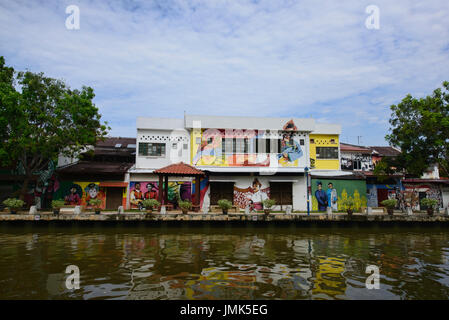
[{"left": 1, "top": 0, "right": 448, "bottom": 146}]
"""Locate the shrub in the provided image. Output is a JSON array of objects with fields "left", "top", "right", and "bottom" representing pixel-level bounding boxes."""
[
  {"left": 141, "top": 199, "right": 160, "bottom": 210},
  {"left": 88, "top": 199, "right": 102, "bottom": 208},
  {"left": 51, "top": 200, "right": 65, "bottom": 209},
  {"left": 340, "top": 197, "right": 355, "bottom": 211},
  {"left": 217, "top": 199, "right": 232, "bottom": 210},
  {"left": 2, "top": 198, "right": 25, "bottom": 209},
  {"left": 178, "top": 200, "right": 192, "bottom": 211},
  {"left": 381, "top": 199, "right": 397, "bottom": 209},
  {"left": 421, "top": 198, "right": 438, "bottom": 208},
  {"left": 263, "top": 199, "right": 276, "bottom": 209}
]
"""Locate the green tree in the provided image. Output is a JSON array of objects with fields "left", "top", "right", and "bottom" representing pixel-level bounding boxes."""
[
  {"left": 0, "top": 56, "right": 109, "bottom": 199},
  {"left": 381, "top": 81, "right": 449, "bottom": 177}
]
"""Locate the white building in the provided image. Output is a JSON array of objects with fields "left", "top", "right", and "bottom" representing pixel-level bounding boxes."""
[{"left": 127, "top": 114, "right": 347, "bottom": 211}]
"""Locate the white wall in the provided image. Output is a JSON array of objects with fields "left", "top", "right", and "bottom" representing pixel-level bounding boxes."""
[
  {"left": 442, "top": 186, "right": 449, "bottom": 209},
  {"left": 292, "top": 177, "right": 307, "bottom": 211},
  {"left": 136, "top": 128, "right": 190, "bottom": 169}
]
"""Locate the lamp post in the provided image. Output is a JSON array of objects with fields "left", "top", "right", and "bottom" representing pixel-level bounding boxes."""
[{"left": 305, "top": 167, "right": 310, "bottom": 216}]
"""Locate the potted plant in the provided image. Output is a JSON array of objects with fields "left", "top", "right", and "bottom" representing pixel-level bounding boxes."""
[
  {"left": 421, "top": 198, "right": 438, "bottom": 216},
  {"left": 141, "top": 199, "right": 160, "bottom": 214},
  {"left": 51, "top": 199, "right": 65, "bottom": 215},
  {"left": 340, "top": 198, "right": 355, "bottom": 216},
  {"left": 2, "top": 198, "right": 25, "bottom": 214},
  {"left": 178, "top": 200, "right": 192, "bottom": 214},
  {"left": 381, "top": 199, "right": 397, "bottom": 216},
  {"left": 262, "top": 199, "right": 276, "bottom": 215},
  {"left": 217, "top": 199, "right": 232, "bottom": 214},
  {"left": 89, "top": 199, "right": 103, "bottom": 214}
]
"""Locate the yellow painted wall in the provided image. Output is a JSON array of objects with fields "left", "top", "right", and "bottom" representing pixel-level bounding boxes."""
[{"left": 309, "top": 134, "right": 340, "bottom": 170}]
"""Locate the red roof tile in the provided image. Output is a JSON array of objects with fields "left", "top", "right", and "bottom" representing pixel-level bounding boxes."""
[{"left": 154, "top": 162, "right": 205, "bottom": 175}]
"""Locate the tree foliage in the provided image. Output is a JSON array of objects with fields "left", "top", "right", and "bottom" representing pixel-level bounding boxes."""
[
  {"left": 0, "top": 56, "right": 109, "bottom": 198},
  {"left": 383, "top": 81, "right": 449, "bottom": 177}
]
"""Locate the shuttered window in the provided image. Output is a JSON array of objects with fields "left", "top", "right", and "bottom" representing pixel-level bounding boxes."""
[
  {"left": 210, "top": 182, "right": 234, "bottom": 205},
  {"left": 269, "top": 182, "right": 292, "bottom": 205}
]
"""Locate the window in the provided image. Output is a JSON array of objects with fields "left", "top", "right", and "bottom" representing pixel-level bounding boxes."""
[
  {"left": 270, "top": 182, "right": 292, "bottom": 205},
  {"left": 316, "top": 147, "right": 339, "bottom": 159},
  {"left": 310, "top": 139, "right": 315, "bottom": 144},
  {"left": 353, "top": 160, "right": 362, "bottom": 170},
  {"left": 266, "top": 139, "right": 271, "bottom": 153},
  {"left": 210, "top": 182, "right": 234, "bottom": 205},
  {"left": 183, "top": 143, "right": 188, "bottom": 150},
  {"left": 138, "top": 142, "right": 166, "bottom": 156},
  {"left": 172, "top": 143, "right": 177, "bottom": 149}
]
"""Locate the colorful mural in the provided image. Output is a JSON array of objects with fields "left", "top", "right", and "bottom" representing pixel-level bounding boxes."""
[
  {"left": 191, "top": 120, "right": 306, "bottom": 168},
  {"left": 403, "top": 183, "right": 444, "bottom": 210},
  {"left": 78, "top": 182, "right": 106, "bottom": 209},
  {"left": 311, "top": 179, "right": 367, "bottom": 212},
  {"left": 278, "top": 132, "right": 303, "bottom": 167},
  {"left": 129, "top": 181, "right": 192, "bottom": 209},
  {"left": 233, "top": 178, "right": 270, "bottom": 210}
]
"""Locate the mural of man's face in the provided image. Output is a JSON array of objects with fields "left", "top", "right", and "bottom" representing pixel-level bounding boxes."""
[
  {"left": 318, "top": 184, "right": 322, "bottom": 190},
  {"left": 328, "top": 183, "right": 333, "bottom": 189},
  {"left": 135, "top": 183, "right": 141, "bottom": 190},
  {"left": 70, "top": 187, "right": 76, "bottom": 194},
  {"left": 253, "top": 183, "right": 260, "bottom": 192},
  {"left": 88, "top": 188, "right": 98, "bottom": 199}
]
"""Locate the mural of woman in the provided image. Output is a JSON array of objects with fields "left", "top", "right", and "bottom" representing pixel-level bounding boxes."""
[
  {"left": 84, "top": 183, "right": 106, "bottom": 207},
  {"left": 65, "top": 184, "right": 82, "bottom": 205},
  {"left": 249, "top": 178, "right": 268, "bottom": 210},
  {"left": 278, "top": 133, "right": 303, "bottom": 164}
]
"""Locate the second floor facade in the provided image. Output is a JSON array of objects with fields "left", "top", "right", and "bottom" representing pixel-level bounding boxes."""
[{"left": 135, "top": 114, "right": 342, "bottom": 173}]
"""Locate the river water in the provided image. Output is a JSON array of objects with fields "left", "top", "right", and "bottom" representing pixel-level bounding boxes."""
[{"left": 0, "top": 224, "right": 448, "bottom": 300}]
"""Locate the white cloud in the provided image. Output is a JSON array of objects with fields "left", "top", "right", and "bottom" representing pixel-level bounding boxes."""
[{"left": 1, "top": 0, "right": 448, "bottom": 145}]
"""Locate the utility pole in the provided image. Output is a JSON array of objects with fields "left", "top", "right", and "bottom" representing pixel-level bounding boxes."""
[{"left": 357, "top": 136, "right": 362, "bottom": 145}]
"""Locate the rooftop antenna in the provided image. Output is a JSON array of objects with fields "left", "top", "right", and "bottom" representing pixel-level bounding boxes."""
[{"left": 357, "top": 136, "right": 362, "bottom": 145}]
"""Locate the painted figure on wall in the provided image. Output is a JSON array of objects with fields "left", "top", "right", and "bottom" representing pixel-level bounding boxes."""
[
  {"left": 278, "top": 133, "right": 303, "bottom": 167},
  {"left": 83, "top": 183, "right": 106, "bottom": 208},
  {"left": 144, "top": 183, "right": 158, "bottom": 200},
  {"left": 42, "top": 179, "right": 55, "bottom": 209},
  {"left": 249, "top": 178, "right": 269, "bottom": 210},
  {"left": 130, "top": 182, "right": 144, "bottom": 207},
  {"left": 129, "top": 181, "right": 196, "bottom": 209},
  {"left": 233, "top": 178, "right": 270, "bottom": 210},
  {"left": 314, "top": 181, "right": 327, "bottom": 211},
  {"left": 327, "top": 182, "right": 338, "bottom": 211},
  {"left": 64, "top": 184, "right": 82, "bottom": 205}
]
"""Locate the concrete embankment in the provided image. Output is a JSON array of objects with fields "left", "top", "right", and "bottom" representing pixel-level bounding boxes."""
[{"left": 1, "top": 212, "right": 449, "bottom": 226}]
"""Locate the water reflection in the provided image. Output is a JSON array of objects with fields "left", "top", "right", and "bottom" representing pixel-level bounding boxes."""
[{"left": 0, "top": 226, "right": 448, "bottom": 299}]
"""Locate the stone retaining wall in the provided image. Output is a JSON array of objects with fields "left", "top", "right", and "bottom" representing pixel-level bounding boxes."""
[{"left": 1, "top": 212, "right": 449, "bottom": 223}]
